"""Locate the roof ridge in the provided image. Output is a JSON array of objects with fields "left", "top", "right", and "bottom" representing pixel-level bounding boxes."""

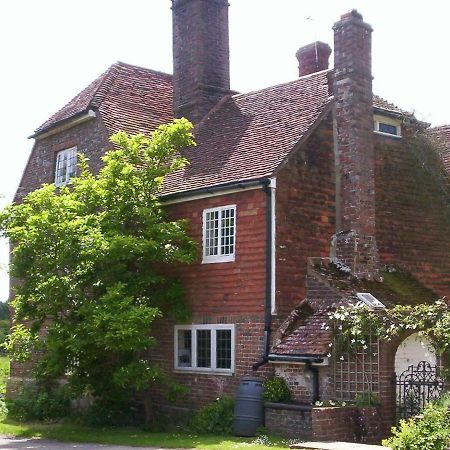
[
  {"left": 232, "top": 69, "right": 331, "bottom": 100},
  {"left": 90, "top": 63, "right": 121, "bottom": 109},
  {"left": 114, "top": 60, "right": 173, "bottom": 79}
]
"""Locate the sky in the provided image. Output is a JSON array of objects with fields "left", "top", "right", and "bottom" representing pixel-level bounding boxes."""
[{"left": 0, "top": 0, "right": 449, "bottom": 302}]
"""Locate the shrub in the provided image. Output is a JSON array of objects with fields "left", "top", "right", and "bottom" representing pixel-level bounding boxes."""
[
  {"left": 7, "top": 384, "right": 70, "bottom": 422},
  {"left": 191, "top": 396, "right": 234, "bottom": 434},
  {"left": 355, "top": 392, "right": 380, "bottom": 407},
  {"left": 263, "top": 377, "right": 291, "bottom": 403},
  {"left": 78, "top": 391, "right": 143, "bottom": 427},
  {"left": 383, "top": 397, "right": 450, "bottom": 450}
]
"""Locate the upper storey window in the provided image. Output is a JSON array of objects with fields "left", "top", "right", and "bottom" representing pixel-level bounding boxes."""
[
  {"left": 202, "top": 205, "right": 236, "bottom": 263},
  {"left": 374, "top": 114, "right": 402, "bottom": 138},
  {"left": 55, "top": 147, "right": 77, "bottom": 186}
]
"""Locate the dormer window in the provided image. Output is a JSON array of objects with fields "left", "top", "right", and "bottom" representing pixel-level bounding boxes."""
[
  {"left": 374, "top": 114, "right": 402, "bottom": 138},
  {"left": 55, "top": 147, "right": 77, "bottom": 186}
]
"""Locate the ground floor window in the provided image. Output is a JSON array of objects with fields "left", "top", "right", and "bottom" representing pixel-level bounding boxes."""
[{"left": 175, "top": 324, "right": 235, "bottom": 373}]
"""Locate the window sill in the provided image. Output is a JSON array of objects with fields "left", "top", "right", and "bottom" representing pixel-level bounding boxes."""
[
  {"left": 202, "top": 255, "right": 235, "bottom": 264},
  {"left": 174, "top": 369, "right": 234, "bottom": 376},
  {"left": 374, "top": 131, "right": 402, "bottom": 139}
]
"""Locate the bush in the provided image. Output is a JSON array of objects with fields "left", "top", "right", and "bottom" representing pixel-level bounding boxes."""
[
  {"left": 7, "top": 384, "right": 70, "bottom": 422},
  {"left": 263, "top": 377, "right": 291, "bottom": 403},
  {"left": 79, "top": 392, "right": 143, "bottom": 427},
  {"left": 191, "top": 397, "right": 234, "bottom": 435},
  {"left": 383, "top": 397, "right": 450, "bottom": 450}
]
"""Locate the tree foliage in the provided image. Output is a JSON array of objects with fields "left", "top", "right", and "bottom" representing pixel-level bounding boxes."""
[{"left": 0, "top": 119, "right": 197, "bottom": 412}]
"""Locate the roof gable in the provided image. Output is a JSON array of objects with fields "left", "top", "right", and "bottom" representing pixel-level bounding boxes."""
[{"left": 33, "top": 62, "right": 173, "bottom": 138}]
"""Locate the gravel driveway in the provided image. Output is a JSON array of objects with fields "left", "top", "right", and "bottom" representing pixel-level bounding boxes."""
[{"left": 0, "top": 436, "right": 174, "bottom": 450}]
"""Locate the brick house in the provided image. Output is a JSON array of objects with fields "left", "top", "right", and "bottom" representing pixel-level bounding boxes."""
[{"left": 11, "top": 0, "right": 449, "bottom": 442}]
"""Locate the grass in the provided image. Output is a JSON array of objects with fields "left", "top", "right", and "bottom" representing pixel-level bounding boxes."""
[
  {"left": 0, "top": 358, "right": 296, "bottom": 449},
  {"left": 0, "top": 421, "right": 296, "bottom": 449}
]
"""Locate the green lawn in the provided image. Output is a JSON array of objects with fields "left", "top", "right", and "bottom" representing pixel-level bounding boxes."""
[
  {"left": 0, "top": 421, "right": 296, "bottom": 449},
  {"left": 0, "top": 359, "right": 295, "bottom": 449}
]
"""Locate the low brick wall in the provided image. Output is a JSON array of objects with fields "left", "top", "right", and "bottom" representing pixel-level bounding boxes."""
[
  {"left": 265, "top": 404, "right": 385, "bottom": 444},
  {"left": 265, "top": 403, "right": 312, "bottom": 439}
]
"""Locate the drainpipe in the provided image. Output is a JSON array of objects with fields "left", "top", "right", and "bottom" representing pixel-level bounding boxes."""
[
  {"left": 306, "top": 361, "right": 320, "bottom": 403},
  {"left": 253, "top": 178, "right": 275, "bottom": 371}
]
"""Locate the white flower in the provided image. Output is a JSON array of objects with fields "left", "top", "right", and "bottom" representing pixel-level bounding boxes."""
[
  {"left": 327, "top": 353, "right": 332, "bottom": 358},
  {"left": 340, "top": 356, "right": 344, "bottom": 361}
]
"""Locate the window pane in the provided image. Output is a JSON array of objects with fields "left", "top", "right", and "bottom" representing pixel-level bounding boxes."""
[
  {"left": 67, "top": 149, "right": 77, "bottom": 179},
  {"left": 197, "top": 329, "right": 211, "bottom": 368},
  {"left": 177, "top": 330, "right": 192, "bottom": 367},
  {"left": 220, "top": 208, "right": 235, "bottom": 255},
  {"left": 205, "top": 211, "right": 219, "bottom": 256},
  {"left": 379, "top": 123, "right": 397, "bottom": 135},
  {"left": 216, "top": 329, "right": 232, "bottom": 369}
]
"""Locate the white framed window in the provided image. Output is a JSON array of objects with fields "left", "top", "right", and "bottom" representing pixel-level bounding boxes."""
[
  {"left": 174, "top": 324, "right": 235, "bottom": 373},
  {"left": 55, "top": 146, "right": 77, "bottom": 186},
  {"left": 202, "top": 205, "right": 236, "bottom": 263},
  {"left": 374, "top": 114, "right": 402, "bottom": 138}
]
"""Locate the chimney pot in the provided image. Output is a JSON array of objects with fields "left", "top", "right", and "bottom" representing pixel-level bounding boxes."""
[{"left": 296, "top": 41, "right": 331, "bottom": 77}]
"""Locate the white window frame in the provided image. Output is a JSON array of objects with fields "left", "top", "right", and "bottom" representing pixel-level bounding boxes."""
[
  {"left": 202, "top": 205, "right": 236, "bottom": 264},
  {"left": 373, "top": 114, "right": 402, "bottom": 138},
  {"left": 55, "top": 146, "right": 78, "bottom": 186},
  {"left": 174, "top": 324, "right": 235, "bottom": 374}
]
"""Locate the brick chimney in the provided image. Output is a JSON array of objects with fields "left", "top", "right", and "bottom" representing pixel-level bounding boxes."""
[
  {"left": 172, "top": 0, "right": 231, "bottom": 124},
  {"left": 296, "top": 41, "right": 332, "bottom": 77},
  {"left": 331, "top": 10, "right": 379, "bottom": 279}
]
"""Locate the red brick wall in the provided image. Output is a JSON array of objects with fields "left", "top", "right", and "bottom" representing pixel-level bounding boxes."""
[
  {"left": 172, "top": 0, "right": 230, "bottom": 123},
  {"left": 265, "top": 404, "right": 385, "bottom": 444},
  {"left": 275, "top": 116, "right": 336, "bottom": 316},
  {"left": 14, "top": 115, "right": 111, "bottom": 203},
  {"left": 375, "top": 129, "right": 450, "bottom": 298},
  {"left": 147, "top": 189, "right": 273, "bottom": 410}
]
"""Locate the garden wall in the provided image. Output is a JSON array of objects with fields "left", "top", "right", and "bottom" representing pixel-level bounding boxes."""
[{"left": 265, "top": 403, "right": 385, "bottom": 444}]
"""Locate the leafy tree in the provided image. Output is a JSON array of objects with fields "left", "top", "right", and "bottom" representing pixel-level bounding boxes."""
[{"left": 0, "top": 119, "right": 197, "bottom": 421}]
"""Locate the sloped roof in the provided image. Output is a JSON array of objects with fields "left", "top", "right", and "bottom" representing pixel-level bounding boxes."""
[
  {"left": 428, "top": 125, "right": 450, "bottom": 174},
  {"left": 273, "top": 308, "right": 333, "bottom": 357},
  {"left": 33, "top": 62, "right": 173, "bottom": 137},
  {"left": 162, "top": 70, "right": 332, "bottom": 196},
  {"left": 32, "top": 62, "right": 417, "bottom": 197},
  {"left": 271, "top": 259, "right": 438, "bottom": 357},
  {"left": 373, "top": 95, "right": 410, "bottom": 116}
]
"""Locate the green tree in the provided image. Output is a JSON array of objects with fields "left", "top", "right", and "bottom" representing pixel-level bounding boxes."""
[{"left": 0, "top": 119, "right": 197, "bottom": 421}]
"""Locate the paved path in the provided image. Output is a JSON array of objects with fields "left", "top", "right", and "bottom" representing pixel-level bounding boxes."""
[
  {"left": 0, "top": 436, "right": 172, "bottom": 450},
  {"left": 292, "top": 442, "right": 388, "bottom": 450}
]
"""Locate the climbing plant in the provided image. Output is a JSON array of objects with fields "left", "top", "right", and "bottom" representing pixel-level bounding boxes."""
[{"left": 328, "top": 300, "right": 450, "bottom": 359}]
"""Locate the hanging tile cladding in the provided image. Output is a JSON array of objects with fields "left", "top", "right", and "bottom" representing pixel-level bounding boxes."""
[
  {"left": 375, "top": 127, "right": 450, "bottom": 298},
  {"left": 275, "top": 114, "right": 336, "bottom": 317},
  {"left": 163, "top": 189, "right": 267, "bottom": 316},
  {"left": 428, "top": 124, "right": 450, "bottom": 174}
]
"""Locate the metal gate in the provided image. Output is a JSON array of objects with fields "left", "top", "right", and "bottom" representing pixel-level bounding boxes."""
[{"left": 396, "top": 360, "right": 444, "bottom": 420}]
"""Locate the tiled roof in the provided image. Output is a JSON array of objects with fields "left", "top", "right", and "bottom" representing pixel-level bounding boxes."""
[
  {"left": 428, "top": 125, "right": 450, "bottom": 174},
  {"left": 271, "top": 259, "right": 438, "bottom": 357},
  {"left": 33, "top": 62, "right": 173, "bottom": 137},
  {"left": 373, "top": 95, "right": 410, "bottom": 116},
  {"left": 33, "top": 62, "right": 414, "bottom": 197},
  {"left": 161, "top": 70, "right": 332, "bottom": 196},
  {"left": 272, "top": 308, "right": 332, "bottom": 357}
]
